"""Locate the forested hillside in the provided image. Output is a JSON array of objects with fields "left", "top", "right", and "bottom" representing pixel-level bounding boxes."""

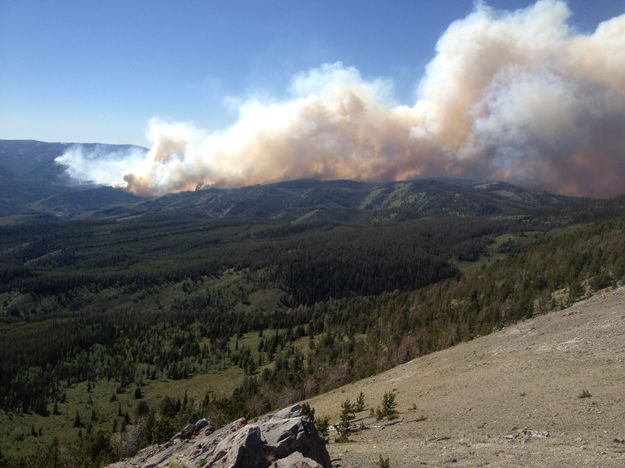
[{"left": 1, "top": 186, "right": 625, "bottom": 465}]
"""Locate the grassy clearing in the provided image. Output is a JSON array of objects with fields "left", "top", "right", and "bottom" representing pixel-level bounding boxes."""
[
  {"left": 0, "top": 270, "right": 295, "bottom": 457},
  {"left": 454, "top": 230, "right": 545, "bottom": 275},
  {"left": 0, "top": 366, "right": 246, "bottom": 457}
]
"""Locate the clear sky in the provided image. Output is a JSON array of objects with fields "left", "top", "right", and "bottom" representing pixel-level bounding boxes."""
[{"left": 1, "top": 0, "right": 624, "bottom": 145}]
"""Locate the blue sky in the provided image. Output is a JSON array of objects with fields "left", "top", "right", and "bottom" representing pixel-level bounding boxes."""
[{"left": 1, "top": 0, "right": 624, "bottom": 145}]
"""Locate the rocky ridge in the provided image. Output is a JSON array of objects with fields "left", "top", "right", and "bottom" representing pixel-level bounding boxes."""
[{"left": 109, "top": 405, "right": 331, "bottom": 468}]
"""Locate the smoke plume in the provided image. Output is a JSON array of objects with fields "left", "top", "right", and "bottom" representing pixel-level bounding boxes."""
[{"left": 56, "top": 1, "right": 625, "bottom": 197}]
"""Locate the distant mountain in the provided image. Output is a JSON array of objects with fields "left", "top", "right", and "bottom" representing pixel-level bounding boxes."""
[
  {"left": 130, "top": 177, "right": 575, "bottom": 222},
  {"left": 0, "top": 139, "right": 146, "bottom": 183},
  {"left": 0, "top": 139, "right": 145, "bottom": 218},
  {"left": 0, "top": 139, "right": 579, "bottom": 221},
  {"left": 0, "top": 140, "right": 71, "bottom": 176}
]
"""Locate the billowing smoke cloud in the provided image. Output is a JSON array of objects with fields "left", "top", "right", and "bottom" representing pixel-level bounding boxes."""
[
  {"left": 56, "top": 1, "right": 625, "bottom": 197},
  {"left": 56, "top": 145, "right": 147, "bottom": 187}
]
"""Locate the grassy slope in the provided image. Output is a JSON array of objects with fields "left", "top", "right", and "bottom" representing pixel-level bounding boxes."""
[{"left": 305, "top": 286, "right": 625, "bottom": 467}]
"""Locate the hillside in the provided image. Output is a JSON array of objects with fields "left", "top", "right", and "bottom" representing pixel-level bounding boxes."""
[
  {"left": 0, "top": 140, "right": 146, "bottom": 218},
  {"left": 307, "top": 286, "right": 625, "bottom": 467},
  {"left": 127, "top": 178, "right": 573, "bottom": 222},
  {"left": 0, "top": 140, "right": 146, "bottom": 179}
]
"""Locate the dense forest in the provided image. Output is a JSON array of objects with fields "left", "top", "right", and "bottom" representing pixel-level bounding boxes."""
[{"left": 2, "top": 194, "right": 625, "bottom": 466}]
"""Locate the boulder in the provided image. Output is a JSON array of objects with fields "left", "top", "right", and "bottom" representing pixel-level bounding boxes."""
[
  {"left": 204, "top": 425, "right": 266, "bottom": 467},
  {"left": 258, "top": 405, "right": 332, "bottom": 468}
]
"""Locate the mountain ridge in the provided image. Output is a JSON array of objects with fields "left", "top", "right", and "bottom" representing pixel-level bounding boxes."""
[{"left": 0, "top": 139, "right": 579, "bottom": 221}]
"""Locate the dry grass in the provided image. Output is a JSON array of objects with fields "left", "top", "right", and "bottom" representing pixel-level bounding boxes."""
[{"left": 306, "top": 286, "right": 625, "bottom": 467}]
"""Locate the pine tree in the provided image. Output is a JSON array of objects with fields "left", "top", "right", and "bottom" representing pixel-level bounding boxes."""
[
  {"left": 73, "top": 411, "right": 82, "bottom": 428},
  {"left": 376, "top": 391, "right": 398, "bottom": 421},
  {"left": 355, "top": 392, "right": 366, "bottom": 412},
  {"left": 335, "top": 399, "right": 355, "bottom": 443}
]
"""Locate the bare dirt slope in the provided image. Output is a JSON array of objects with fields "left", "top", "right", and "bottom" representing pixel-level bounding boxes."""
[{"left": 308, "top": 287, "right": 625, "bottom": 467}]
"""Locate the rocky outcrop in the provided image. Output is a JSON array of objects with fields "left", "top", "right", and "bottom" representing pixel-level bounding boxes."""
[
  {"left": 257, "top": 406, "right": 332, "bottom": 466},
  {"left": 109, "top": 404, "right": 332, "bottom": 468}
]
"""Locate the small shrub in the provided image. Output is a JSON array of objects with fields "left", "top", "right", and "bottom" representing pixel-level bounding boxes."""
[
  {"left": 335, "top": 399, "right": 355, "bottom": 443},
  {"left": 376, "top": 391, "right": 399, "bottom": 420},
  {"left": 377, "top": 455, "right": 391, "bottom": 468},
  {"left": 355, "top": 392, "right": 366, "bottom": 412},
  {"left": 315, "top": 416, "right": 330, "bottom": 443},
  {"left": 301, "top": 402, "right": 315, "bottom": 420},
  {"left": 578, "top": 389, "right": 592, "bottom": 399}
]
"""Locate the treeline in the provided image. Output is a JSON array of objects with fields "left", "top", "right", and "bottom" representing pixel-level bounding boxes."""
[
  {"left": 9, "top": 261, "right": 221, "bottom": 297},
  {"left": 277, "top": 249, "right": 457, "bottom": 304},
  {"left": 219, "top": 217, "right": 514, "bottom": 303},
  {"left": 0, "top": 215, "right": 512, "bottom": 302}
]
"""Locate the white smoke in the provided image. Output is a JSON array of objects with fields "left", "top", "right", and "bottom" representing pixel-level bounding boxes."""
[
  {"left": 56, "top": 145, "right": 148, "bottom": 187},
  {"left": 56, "top": 1, "right": 625, "bottom": 197}
]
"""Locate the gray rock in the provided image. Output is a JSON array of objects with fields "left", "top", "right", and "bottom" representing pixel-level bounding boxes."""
[
  {"left": 270, "top": 452, "right": 324, "bottom": 468},
  {"left": 258, "top": 404, "right": 332, "bottom": 468},
  {"left": 271, "top": 404, "right": 304, "bottom": 420},
  {"left": 179, "top": 418, "right": 211, "bottom": 440},
  {"left": 204, "top": 425, "right": 266, "bottom": 468}
]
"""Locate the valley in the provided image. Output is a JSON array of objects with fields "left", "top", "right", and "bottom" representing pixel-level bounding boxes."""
[{"left": 2, "top": 140, "right": 625, "bottom": 465}]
